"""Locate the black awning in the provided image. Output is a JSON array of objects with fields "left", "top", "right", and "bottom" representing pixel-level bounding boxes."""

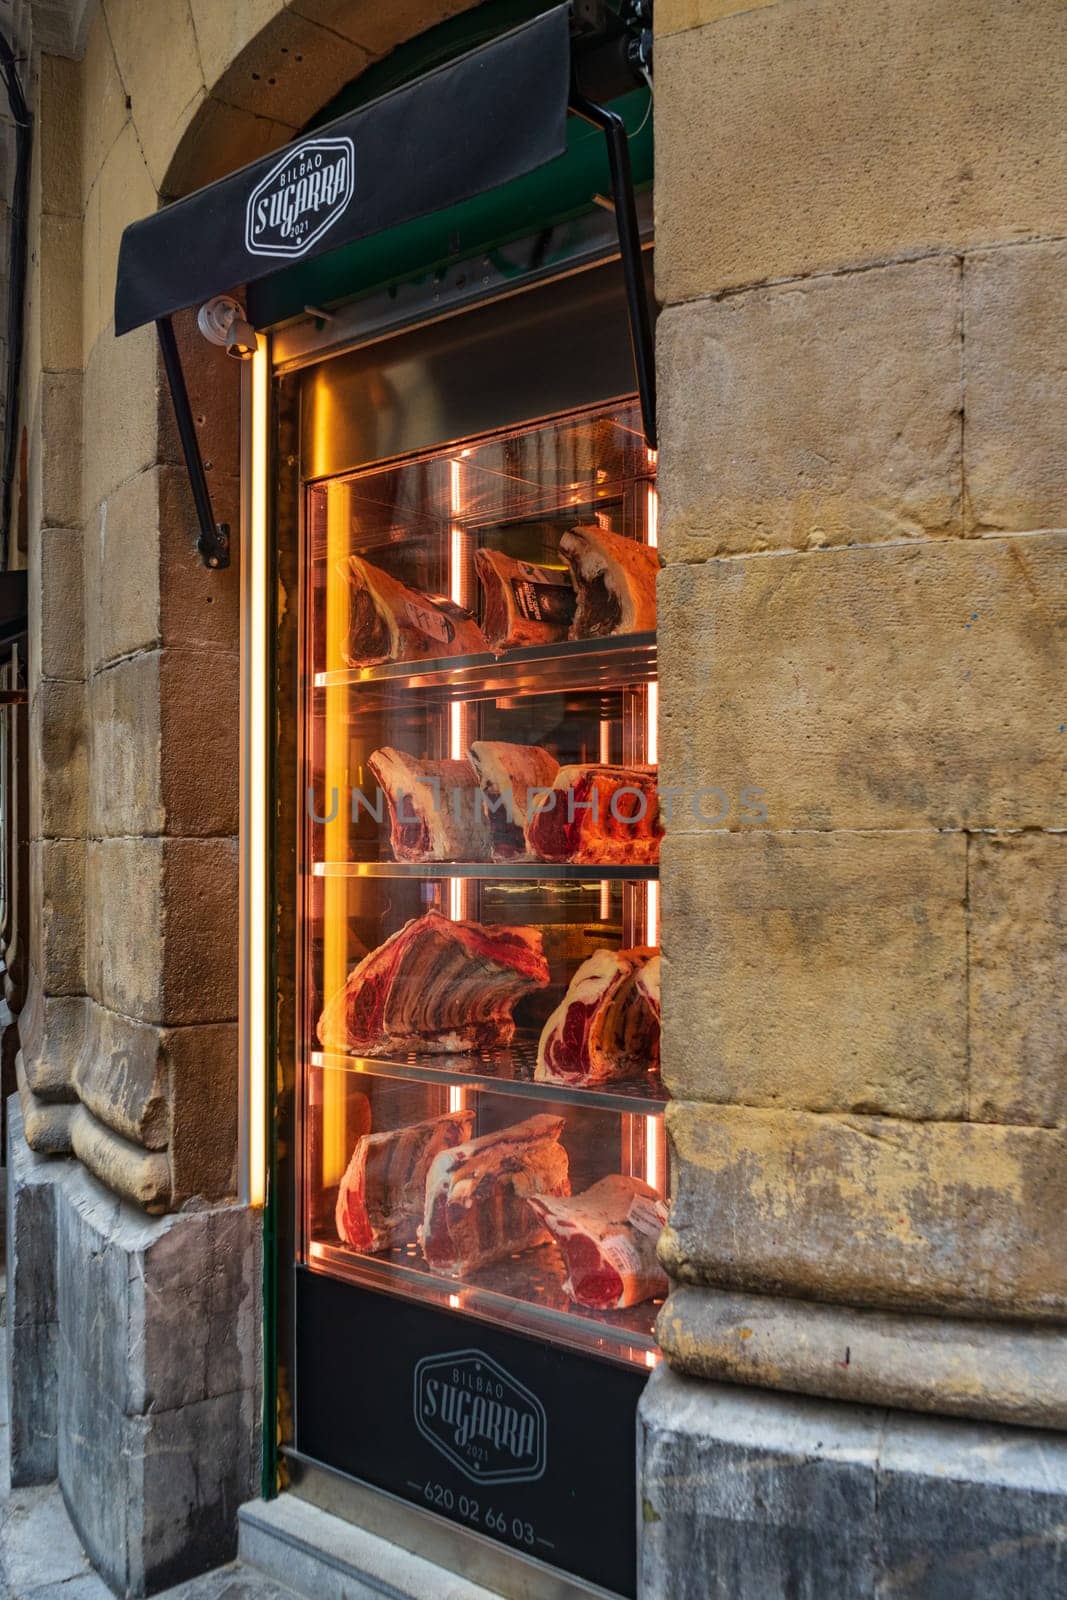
[{"left": 114, "top": 5, "right": 571, "bottom": 336}]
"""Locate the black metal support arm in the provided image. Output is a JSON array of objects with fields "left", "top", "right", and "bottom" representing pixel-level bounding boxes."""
[
  {"left": 569, "top": 90, "right": 657, "bottom": 451},
  {"left": 156, "top": 316, "right": 231, "bottom": 569}
]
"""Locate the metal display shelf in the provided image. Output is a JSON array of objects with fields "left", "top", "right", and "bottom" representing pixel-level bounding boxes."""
[
  {"left": 305, "top": 1239, "right": 660, "bottom": 1365},
  {"left": 313, "top": 630, "right": 657, "bottom": 704},
  {"left": 311, "top": 859, "right": 658, "bottom": 880},
  {"left": 311, "top": 1040, "right": 668, "bottom": 1115}
]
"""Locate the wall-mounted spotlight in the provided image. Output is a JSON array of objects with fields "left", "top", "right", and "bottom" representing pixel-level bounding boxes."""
[{"left": 198, "top": 294, "right": 259, "bottom": 360}]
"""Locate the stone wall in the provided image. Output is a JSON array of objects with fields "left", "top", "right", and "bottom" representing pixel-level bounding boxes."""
[{"left": 654, "top": 0, "right": 1067, "bottom": 1426}]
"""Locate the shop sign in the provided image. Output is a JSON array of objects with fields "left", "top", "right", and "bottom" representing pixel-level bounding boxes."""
[
  {"left": 413, "top": 1350, "right": 547, "bottom": 1484},
  {"left": 245, "top": 136, "right": 355, "bottom": 259}
]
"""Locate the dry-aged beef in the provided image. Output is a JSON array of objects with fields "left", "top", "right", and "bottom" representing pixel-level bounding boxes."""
[
  {"left": 475, "top": 548, "right": 576, "bottom": 651},
  {"left": 536, "top": 947, "right": 660, "bottom": 1086},
  {"left": 420, "top": 1113, "right": 570, "bottom": 1275},
  {"left": 316, "top": 911, "right": 549, "bottom": 1056},
  {"left": 343, "top": 555, "right": 486, "bottom": 666},
  {"left": 368, "top": 748, "right": 490, "bottom": 862},
  {"left": 526, "top": 764, "right": 662, "bottom": 865},
  {"left": 527, "top": 1175, "right": 668, "bottom": 1310},
  {"left": 559, "top": 524, "right": 658, "bottom": 639},
  {"left": 468, "top": 741, "right": 560, "bottom": 860},
  {"left": 335, "top": 1111, "right": 475, "bottom": 1252},
  {"left": 635, "top": 953, "right": 660, "bottom": 1027}
]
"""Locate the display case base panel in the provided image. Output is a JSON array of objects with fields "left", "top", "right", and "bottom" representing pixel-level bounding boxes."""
[{"left": 295, "top": 1267, "right": 647, "bottom": 1599}]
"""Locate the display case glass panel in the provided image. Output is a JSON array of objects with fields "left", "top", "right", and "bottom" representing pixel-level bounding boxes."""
[{"left": 299, "top": 395, "right": 664, "bottom": 1369}]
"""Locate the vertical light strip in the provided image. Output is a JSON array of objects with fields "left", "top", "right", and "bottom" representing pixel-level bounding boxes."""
[
  {"left": 645, "top": 461, "right": 661, "bottom": 1196},
  {"left": 240, "top": 340, "right": 270, "bottom": 1207},
  {"left": 448, "top": 461, "right": 465, "bottom": 924}
]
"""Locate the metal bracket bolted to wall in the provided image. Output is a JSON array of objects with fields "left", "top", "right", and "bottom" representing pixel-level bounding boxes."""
[
  {"left": 569, "top": 88, "right": 657, "bottom": 451},
  {"left": 156, "top": 315, "right": 231, "bottom": 569}
]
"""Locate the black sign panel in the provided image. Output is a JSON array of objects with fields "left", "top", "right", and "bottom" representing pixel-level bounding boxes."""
[
  {"left": 295, "top": 1268, "right": 646, "bottom": 1597},
  {"left": 114, "top": 6, "right": 570, "bottom": 336}
]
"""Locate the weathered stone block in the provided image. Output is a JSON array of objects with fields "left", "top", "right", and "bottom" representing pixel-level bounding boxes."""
[
  {"left": 37, "top": 53, "right": 81, "bottom": 217},
  {"left": 638, "top": 1364, "right": 1067, "bottom": 1600},
  {"left": 80, "top": 9, "right": 129, "bottom": 205},
  {"left": 86, "top": 837, "right": 164, "bottom": 1019},
  {"left": 53, "top": 1160, "right": 261, "bottom": 1593},
  {"left": 30, "top": 676, "right": 88, "bottom": 840},
  {"left": 17, "top": 1052, "right": 76, "bottom": 1150},
  {"left": 294, "top": 0, "right": 480, "bottom": 53},
  {"left": 656, "top": 0, "right": 1067, "bottom": 303},
  {"left": 32, "top": 527, "right": 84, "bottom": 681},
  {"left": 160, "top": 648, "right": 239, "bottom": 837},
  {"left": 72, "top": 1001, "right": 170, "bottom": 1150},
  {"left": 82, "top": 321, "right": 160, "bottom": 520},
  {"left": 662, "top": 1103, "right": 1067, "bottom": 1319},
  {"left": 38, "top": 213, "right": 83, "bottom": 375},
  {"left": 659, "top": 533, "right": 1067, "bottom": 831},
  {"left": 36, "top": 371, "right": 82, "bottom": 528},
  {"left": 192, "top": 3, "right": 369, "bottom": 130},
  {"left": 969, "top": 831, "right": 1067, "bottom": 1127},
  {"left": 97, "top": 121, "right": 158, "bottom": 354},
  {"left": 29, "top": 839, "right": 87, "bottom": 998},
  {"left": 964, "top": 240, "right": 1067, "bottom": 535},
  {"left": 658, "top": 258, "right": 962, "bottom": 559},
  {"left": 7, "top": 1095, "right": 60, "bottom": 1487},
  {"left": 105, "top": 0, "right": 206, "bottom": 193},
  {"left": 85, "top": 467, "right": 160, "bottom": 671},
  {"left": 88, "top": 652, "right": 164, "bottom": 838},
  {"left": 639, "top": 1368, "right": 883, "bottom": 1599},
  {"left": 159, "top": 465, "right": 241, "bottom": 652},
  {"left": 657, "top": 1285, "right": 1067, "bottom": 1430},
  {"left": 161, "top": 94, "right": 292, "bottom": 197},
  {"left": 661, "top": 829, "right": 966, "bottom": 1117},
  {"left": 87, "top": 837, "right": 238, "bottom": 1026},
  {"left": 70, "top": 1105, "right": 171, "bottom": 1212},
  {"left": 17, "top": 981, "right": 83, "bottom": 1108},
  {"left": 657, "top": 0, "right": 781, "bottom": 34},
  {"left": 166, "top": 1021, "right": 238, "bottom": 1204},
  {"left": 161, "top": 837, "right": 240, "bottom": 1025}
]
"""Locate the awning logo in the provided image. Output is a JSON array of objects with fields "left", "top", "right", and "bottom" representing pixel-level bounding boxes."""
[
  {"left": 245, "top": 135, "right": 354, "bottom": 259},
  {"left": 413, "top": 1350, "right": 547, "bottom": 1484}
]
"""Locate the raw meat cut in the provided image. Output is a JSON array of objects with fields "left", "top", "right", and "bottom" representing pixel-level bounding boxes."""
[
  {"left": 316, "top": 911, "right": 549, "bottom": 1056},
  {"left": 635, "top": 953, "right": 660, "bottom": 1027},
  {"left": 475, "top": 548, "right": 576, "bottom": 651},
  {"left": 468, "top": 741, "right": 560, "bottom": 859},
  {"left": 343, "top": 555, "right": 486, "bottom": 666},
  {"left": 368, "top": 747, "right": 490, "bottom": 862},
  {"left": 420, "top": 1114, "right": 570, "bottom": 1275},
  {"left": 536, "top": 947, "right": 660, "bottom": 1086},
  {"left": 526, "top": 764, "right": 662, "bottom": 865},
  {"left": 527, "top": 1175, "right": 669, "bottom": 1310},
  {"left": 335, "top": 1111, "right": 475, "bottom": 1252},
  {"left": 559, "top": 524, "right": 658, "bottom": 639}
]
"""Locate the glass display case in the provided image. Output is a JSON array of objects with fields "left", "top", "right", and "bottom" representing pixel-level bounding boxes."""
[{"left": 298, "top": 395, "right": 665, "bottom": 1371}]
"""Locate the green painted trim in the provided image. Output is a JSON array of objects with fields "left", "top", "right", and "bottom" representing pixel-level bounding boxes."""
[{"left": 248, "top": 0, "right": 651, "bottom": 329}]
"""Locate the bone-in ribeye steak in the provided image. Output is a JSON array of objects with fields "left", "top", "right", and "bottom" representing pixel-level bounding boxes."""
[
  {"left": 368, "top": 747, "right": 490, "bottom": 862},
  {"left": 526, "top": 1174, "right": 668, "bottom": 1309},
  {"left": 420, "top": 1113, "right": 570, "bottom": 1275},
  {"left": 526, "top": 764, "right": 662, "bottom": 865},
  {"left": 343, "top": 555, "right": 486, "bottom": 666},
  {"left": 536, "top": 946, "right": 660, "bottom": 1086},
  {"left": 316, "top": 911, "right": 549, "bottom": 1056},
  {"left": 475, "top": 548, "right": 576, "bottom": 651},
  {"left": 467, "top": 740, "right": 560, "bottom": 860},
  {"left": 559, "top": 524, "right": 658, "bottom": 639},
  {"left": 335, "top": 1110, "right": 475, "bottom": 1252}
]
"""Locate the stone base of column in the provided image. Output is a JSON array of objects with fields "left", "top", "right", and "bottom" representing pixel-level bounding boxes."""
[
  {"left": 5, "top": 1095, "right": 262, "bottom": 1595},
  {"left": 639, "top": 1364, "right": 1067, "bottom": 1599}
]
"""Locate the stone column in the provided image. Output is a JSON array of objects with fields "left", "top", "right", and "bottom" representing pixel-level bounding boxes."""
[{"left": 644, "top": 0, "right": 1067, "bottom": 1592}]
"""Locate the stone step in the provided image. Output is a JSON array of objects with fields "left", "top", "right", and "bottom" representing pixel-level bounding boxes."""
[{"left": 239, "top": 1494, "right": 505, "bottom": 1600}]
